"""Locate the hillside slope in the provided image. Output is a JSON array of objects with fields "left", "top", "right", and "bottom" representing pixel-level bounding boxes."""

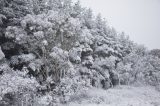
[{"left": 68, "top": 85, "right": 160, "bottom": 106}]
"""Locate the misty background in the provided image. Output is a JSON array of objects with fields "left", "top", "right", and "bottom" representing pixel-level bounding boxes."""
[{"left": 75, "top": 0, "right": 160, "bottom": 50}]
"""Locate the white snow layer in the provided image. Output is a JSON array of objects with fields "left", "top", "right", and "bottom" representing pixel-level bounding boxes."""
[{"left": 64, "top": 85, "right": 160, "bottom": 106}]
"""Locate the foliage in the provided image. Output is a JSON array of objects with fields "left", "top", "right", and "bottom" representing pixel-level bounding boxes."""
[{"left": 0, "top": 0, "right": 160, "bottom": 105}]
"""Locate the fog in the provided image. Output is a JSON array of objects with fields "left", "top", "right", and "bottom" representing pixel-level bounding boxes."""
[{"left": 76, "top": 0, "right": 160, "bottom": 49}]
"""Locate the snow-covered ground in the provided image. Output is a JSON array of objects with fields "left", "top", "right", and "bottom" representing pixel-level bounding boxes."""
[{"left": 65, "top": 85, "right": 160, "bottom": 106}]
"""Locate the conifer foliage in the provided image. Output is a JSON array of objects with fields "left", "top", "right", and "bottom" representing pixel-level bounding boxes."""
[{"left": 0, "top": 0, "right": 160, "bottom": 105}]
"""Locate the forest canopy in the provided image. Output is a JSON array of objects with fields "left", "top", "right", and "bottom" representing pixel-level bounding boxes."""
[{"left": 0, "top": 0, "right": 160, "bottom": 105}]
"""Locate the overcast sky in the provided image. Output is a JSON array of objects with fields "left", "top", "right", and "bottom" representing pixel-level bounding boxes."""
[{"left": 75, "top": 0, "right": 160, "bottom": 50}]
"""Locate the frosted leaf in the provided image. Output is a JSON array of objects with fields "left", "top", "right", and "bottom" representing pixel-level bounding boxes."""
[
  {"left": 93, "top": 57, "right": 115, "bottom": 70},
  {"left": 18, "top": 53, "right": 36, "bottom": 63},
  {"left": 82, "top": 56, "right": 94, "bottom": 67},
  {"left": 33, "top": 31, "right": 44, "bottom": 39},
  {"left": 79, "top": 28, "right": 94, "bottom": 45},
  {"left": 1, "top": 42, "right": 15, "bottom": 50},
  {"left": 5, "top": 26, "right": 15, "bottom": 39},
  {"left": 10, "top": 54, "right": 36, "bottom": 67},
  {"left": 50, "top": 47, "right": 69, "bottom": 63},
  {"left": 0, "top": 46, "right": 5, "bottom": 60},
  {"left": 37, "top": 94, "right": 52, "bottom": 105},
  {"left": 82, "top": 47, "right": 93, "bottom": 56},
  {"left": 95, "top": 45, "right": 109, "bottom": 57},
  {"left": 20, "top": 20, "right": 27, "bottom": 29},
  {"left": 69, "top": 17, "right": 81, "bottom": 27},
  {"left": 74, "top": 41, "right": 80, "bottom": 47},
  {"left": 69, "top": 47, "right": 82, "bottom": 64},
  {"left": 28, "top": 59, "right": 44, "bottom": 72},
  {"left": 0, "top": 14, "right": 6, "bottom": 25},
  {"left": 28, "top": 63, "right": 36, "bottom": 72},
  {"left": 0, "top": 63, "right": 11, "bottom": 73},
  {"left": 42, "top": 40, "right": 48, "bottom": 46}
]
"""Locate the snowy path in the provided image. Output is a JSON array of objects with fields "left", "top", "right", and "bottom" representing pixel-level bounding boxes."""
[{"left": 67, "top": 86, "right": 160, "bottom": 106}]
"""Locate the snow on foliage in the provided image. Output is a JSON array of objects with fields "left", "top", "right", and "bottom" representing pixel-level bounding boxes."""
[
  {"left": 79, "top": 28, "right": 94, "bottom": 45},
  {"left": 5, "top": 26, "right": 28, "bottom": 44},
  {"left": 37, "top": 94, "right": 53, "bottom": 106},
  {"left": 10, "top": 53, "right": 36, "bottom": 66},
  {"left": 69, "top": 47, "right": 82, "bottom": 64},
  {"left": 0, "top": 73, "right": 37, "bottom": 93},
  {"left": 0, "top": 46, "right": 5, "bottom": 60},
  {"left": 0, "top": 0, "right": 160, "bottom": 105},
  {"left": 0, "top": 71, "right": 39, "bottom": 101},
  {"left": 28, "top": 59, "right": 44, "bottom": 72},
  {"left": 50, "top": 46, "right": 69, "bottom": 63}
]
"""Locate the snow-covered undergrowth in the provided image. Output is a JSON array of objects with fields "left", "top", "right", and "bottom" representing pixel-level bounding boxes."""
[{"left": 67, "top": 85, "right": 160, "bottom": 106}]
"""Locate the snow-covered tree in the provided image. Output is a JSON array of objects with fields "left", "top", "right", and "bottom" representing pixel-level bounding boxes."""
[{"left": 0, "top": 0, "right": 160, "bottom": 105}]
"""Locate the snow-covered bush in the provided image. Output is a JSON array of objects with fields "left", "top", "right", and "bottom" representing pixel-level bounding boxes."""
[
  {"left": 10, "top": 53, "right": 36, "bottom": 70},
  {"left": 56, "top": 72, "right": 91, "bottom": 103},
  {"left": 116, "top": 46, "right": 160, "bottom": 86},
  {"left": 5, "top": 26, "right": 28, "bottom": 44},
  {"left": 0, "top": 70, "right": 39, "bottom": 106},
  {"left": 0, "top": 63, "right": 11, "bottom": 74},
  {"left": 49, "top": 47, "right": 70, "bottom": 82}
]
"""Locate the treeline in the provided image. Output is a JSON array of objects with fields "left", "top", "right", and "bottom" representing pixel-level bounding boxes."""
[{"left": 0, "top": 0, "right": 160, "bottom": 105}]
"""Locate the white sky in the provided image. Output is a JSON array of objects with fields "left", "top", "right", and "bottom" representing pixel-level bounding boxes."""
[{"left": 74, "top": 0, "right": 160, "bottom": 50}]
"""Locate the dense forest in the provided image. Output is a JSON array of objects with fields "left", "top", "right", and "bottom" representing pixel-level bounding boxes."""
[{"left": 0, "top": 0, "right": 160, "bottom": 105}]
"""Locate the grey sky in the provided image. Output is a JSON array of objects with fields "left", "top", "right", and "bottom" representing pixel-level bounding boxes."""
[{"left": 76, "top": 0, "right": 160, "bottom": 50}]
